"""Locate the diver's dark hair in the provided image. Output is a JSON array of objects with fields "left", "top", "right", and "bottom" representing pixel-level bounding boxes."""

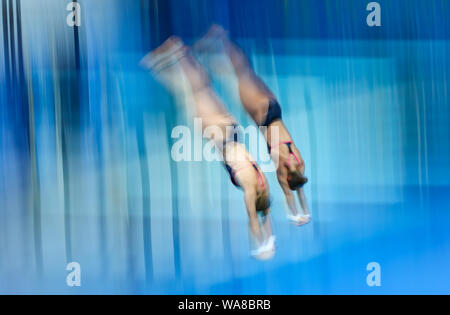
[
  {"left": 288, "top": 170, "right": 308, "bottom": 191},
  {"left": 256, "top": 194, "right": 271, "bottom": 213}
]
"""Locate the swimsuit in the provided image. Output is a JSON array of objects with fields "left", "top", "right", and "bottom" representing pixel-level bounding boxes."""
[
  {"left": 269, "top": 141, "right": 301, "bottom": 167},
  {"left": 261, "top": 99, "right": 282, "bottom": 127},
  {"left": 225, "top": 162, "right": 266, "bottom": 190}
]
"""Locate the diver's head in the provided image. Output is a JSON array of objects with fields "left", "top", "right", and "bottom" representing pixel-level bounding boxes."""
[
  {"left": 287, "top": 170, "right": 308, "bottom": 191},
  {"left": 255, "top": 192, "right": 271, "bottom": 214}
]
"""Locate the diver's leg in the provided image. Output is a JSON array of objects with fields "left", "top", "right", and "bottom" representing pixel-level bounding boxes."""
[
  {"left": 223, "top": 40, "right": 275, "bottom": 125},
  {"left": 195, "top": 25, "right": 274, "bottom": 126},
  {"left": 176, "top": 44, "right": 237, "bottom": 147}
]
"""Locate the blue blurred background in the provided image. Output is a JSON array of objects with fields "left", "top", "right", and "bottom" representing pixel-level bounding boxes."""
[{"left": 1, "top": 0, "right": 449, "bottom": 294}]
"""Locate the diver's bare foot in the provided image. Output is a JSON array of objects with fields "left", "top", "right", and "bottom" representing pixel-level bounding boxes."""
[
  {"left": 140, "top": 36, "right": 186, "bottom": 71},
  {"left": 206, "top": 24, "right": 228, "bottom": 39},
  {"left": 194, "top": 24, "right": 228, "bottom": 53}
]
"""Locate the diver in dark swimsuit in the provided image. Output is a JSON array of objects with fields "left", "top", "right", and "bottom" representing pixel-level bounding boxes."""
[{"left": 195, "top": 25, "right": 311, "bottom": 225}]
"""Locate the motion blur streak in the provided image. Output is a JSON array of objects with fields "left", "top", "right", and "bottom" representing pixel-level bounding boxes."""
[{"left": 0, "top": 0, "right": 449, "bottom": 294}]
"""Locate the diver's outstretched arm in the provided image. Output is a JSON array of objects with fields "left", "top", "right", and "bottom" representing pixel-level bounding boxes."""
[
  {"left": 281, "top": 181, "right": 300, "bottom": 217},
  {"left": 243, "top": 188, "right": 264, "bottom": 247},
  {"left": 261, "top": 211, "right": 273, "bottom": 242},
  {"left": 281, "top": 176, "right": 311, "bottom": 226},
  {"left": 297, "top": 188, "right": 310, "bottom": 217}
]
